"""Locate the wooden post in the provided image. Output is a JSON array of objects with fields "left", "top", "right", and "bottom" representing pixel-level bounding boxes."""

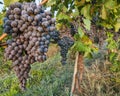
[{"left": 71, "top": 52, "right": 84, "bottom": 96}]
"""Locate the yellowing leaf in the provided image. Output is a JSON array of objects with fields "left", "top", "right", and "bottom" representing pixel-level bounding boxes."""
[
  {"left": 114, "top": 22, "right": 120, "bottom": 32},
  {"left": 105, "top": 0, "right": 117, "bottom": 9},
  {"left": 56, "top": 23, "right": 62, "bottom": 30},
  {"left": 75, "top": 0, "right": 85, "bottom": 6},
  {"left": 0, "top": 20, "right": 3, "bottom": 25},
  {"left": 81, "top": 4, "right": 91, "bottom": 19},
  {"left": 101, "top": 5, "right": 107, "bottom": 20},
  {"left": 91, "top": 45, "right": 98, "bottom": 51},
  {"left": 4, "top": 0, "right": 19, "bottom": 7},
  {"left": 81, "top": 36, "right": 92, "bottom": 45},
  {"left": 83, "top": 18, "right": 91, "bottom": 31}
]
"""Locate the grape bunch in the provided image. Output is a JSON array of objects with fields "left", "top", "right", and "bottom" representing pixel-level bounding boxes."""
[
  {"left": 3, "top": 2, "right": 56, "bottom": 90},
  {"left": 70, "top": 23, "right": 77, "bottom": 36},
  {"left": 57, "top": 36, "right": 74, "bottom": 65}
]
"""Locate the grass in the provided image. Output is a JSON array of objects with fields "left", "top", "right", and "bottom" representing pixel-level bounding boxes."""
[{"left": 0, "top": 49, "right": 120, "bottom": 96}]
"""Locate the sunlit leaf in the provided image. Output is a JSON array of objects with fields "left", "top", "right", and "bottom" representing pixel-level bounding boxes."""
[
  {"left": 105, "top": 0, "right": 117, "bottom": 9},
  {"left": 57, "top": 12, "right": 71, "bottom": 21},
  {"left": 0, "top": 12, "right": 6, "bottom": 25},
  {"left": 58, "top": 3, "right": 68, "bottom": 13},
  {"left": 74, "top": 0, "right": 85, "bottom": 6},
  {"left": 101, "top": 5, "right": 107, "bottom": 20},
  {"left": 81, "top": 4, "right": 91, "bottom": 19},
  {"left": 86, "top": 0, "right": 90, "bottom": 2},
  {"left": 83, "top": 18, "right": 91, "bottom": 31},
  {"left": 114, "top": 22, "right": 120, "bottom": 32},
  {"left": 78, "top": 26, "right": 84, "bottom": 38},
  {"left": 56, "top": 23, "right": 62, "bottom": 30},
  {"left": 71, "top": 6, "right": 79, "bottom": 17},
  {"left": 81, "top": 35, "right": 92, "bottom": 45},
  {"left": 46, "top": 0, "right": 56, "bottom": 6}
]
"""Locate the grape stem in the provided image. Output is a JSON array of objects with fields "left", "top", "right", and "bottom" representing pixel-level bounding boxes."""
[
  {"left": 0, "top": 33, "right": 8, "bottom": 41},
  {"left": 39, "top": 0, "right": 48, "bottom": 5},
  {"left": 0, "top": 42, "right": 7, "bottom": 46}
]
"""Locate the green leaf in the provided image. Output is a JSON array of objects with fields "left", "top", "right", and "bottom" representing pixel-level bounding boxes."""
[
  {"left": 75, "top": 0, "right": 85, "bottom": 6},
  {"left": 101, "top": 5, "right": 107, "bottom": 20},
  {"left": 105, "top": 0, "right": 117, "bottom": 9},
  {"left": 114, "top": 22, "right": 120, "bottom": 32},
  {"left": 3, "top": 0, "right": 19, "bottom": 7},
  {"left": 83, "top": 18, "right": 91, "bottom": 31},
  {"left": 81, "top": 4, "right": 91, "bottom": 19},
  {"left": 78, "top": 26, "right": 84, "bottom": 38},
  {"left": 109, "top": 52, "right": 116, "bottom": 61},
  {"left": 57, "top": 12, "right": 71, "bottom": 21},
  {"left": 73, "top": 41, "right": 89, "bottom": 52},
  {"left": 46, "top": 0, "right": 56, "bottom": 6},
  {"left": 74, "top": 34, "right": 80, "bottom": 40},
  {"left": 86, "top": 0, "right": 90, "bottom": 2},
  {"left": 71, "top": 6, "right": 79, "bottom": 17},
  {"left": 58, "top": 3, "right": 68, "bottom": 13}
]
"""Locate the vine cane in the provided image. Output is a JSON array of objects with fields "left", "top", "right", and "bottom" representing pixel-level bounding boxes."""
[{"left": 39, "top": 0, "right": 48, "bottom": 5}]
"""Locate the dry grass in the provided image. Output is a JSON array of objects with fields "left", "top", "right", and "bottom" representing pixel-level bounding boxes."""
[
  {"left": 76, "top": 59, "right": 120, "bottom": 96},
  {"left": 47, "top": 44, "right": 59, "bottom": 58}
]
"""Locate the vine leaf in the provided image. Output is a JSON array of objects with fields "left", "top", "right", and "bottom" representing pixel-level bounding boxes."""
[
  {"left": 114, "top": 22, "right": 120, "bottom": 32},
  {"left": 105, "top": 0, "right": 117, "bottom": 9},
  {"left": 46, "top": 0, "right": 56, "bottom": 6},
  {"left": 4, "top": 0, "right": 19, "bottom": 7},
  {"left": 81, "top": 35, "right": 92, "bottom": 45},
  {"left": 57, "top": 12, "right": 71, "bottom": 21},
  {"left": 73, "top": 41, "right": 89, "bottom": 52},
  {"left": 101, "top": 5, "right": 107, "bottom": 20},
  {"left": 71, "top": 6, "right": 79, "bottom": 18},
  {"left": 74, "top": 0, "right": 85, "bottom": 7},
  {"left": 81, "top": 4, "right": 91, "bottom": 19},
  {"left": 83, "top": 18, "right": 91, "bottom": 31},
  {"left": 78, "top": 27, "right": 84, "bottom": 38}
]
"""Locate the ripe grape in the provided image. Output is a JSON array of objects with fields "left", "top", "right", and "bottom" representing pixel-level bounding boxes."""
[
  {"left": 57, "top": 36, "right": 74, "bottom": 65},
  {"left": 4, "top": 1, "right": 56, "bottom": 90}
]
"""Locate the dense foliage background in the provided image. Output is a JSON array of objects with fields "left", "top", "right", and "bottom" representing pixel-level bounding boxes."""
[{"left": 0, "top": 0, "right": 120, "bottom": 96}]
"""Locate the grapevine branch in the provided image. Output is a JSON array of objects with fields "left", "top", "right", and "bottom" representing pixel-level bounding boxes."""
[
  {"left": 0, "top": 33, "right": 7, "bottom": 41},
  {"left": 39, "top": 0, "right": 48, "bottom": 5}
]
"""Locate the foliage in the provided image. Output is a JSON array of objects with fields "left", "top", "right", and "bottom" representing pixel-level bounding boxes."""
[
  {"left": 45, "top": 0, "right": 120, "bottom": 69},
  {"left": 106, "top": 32, "right": 120, "bottom": 72},
  {"left": 3, "top": 0, "right": 35, "bottom": 7},
  {"left": 46, "top": 0, "right": 120, "bottom": 31}
]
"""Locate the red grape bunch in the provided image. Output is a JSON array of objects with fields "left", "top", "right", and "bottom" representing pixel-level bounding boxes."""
[{"left": 3, "top": 2, "right": 56, "bottom": 90}]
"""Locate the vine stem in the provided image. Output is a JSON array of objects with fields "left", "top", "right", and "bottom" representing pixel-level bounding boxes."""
[
  {"left": 0, "top": 33, "right": 7, "bottom": 41},
  {"left": 39, "top": 0, "right": 48, "bottom": 5}
]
